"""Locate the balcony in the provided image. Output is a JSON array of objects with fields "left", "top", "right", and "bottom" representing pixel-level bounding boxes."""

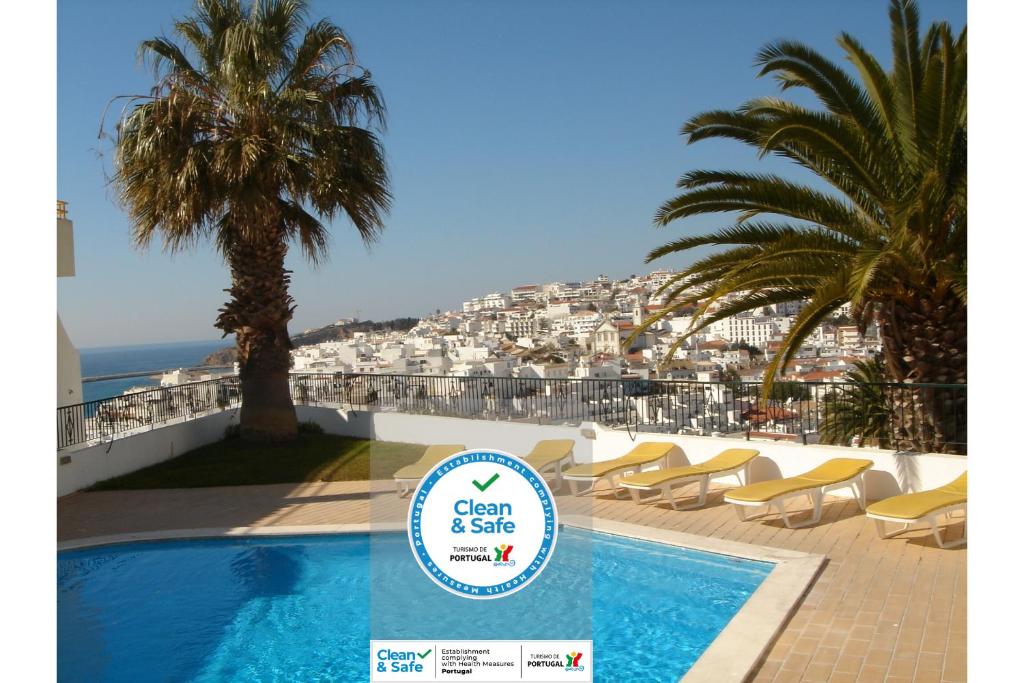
[{"left": 57, "top": 373, "right": 967, "bottom": 453}]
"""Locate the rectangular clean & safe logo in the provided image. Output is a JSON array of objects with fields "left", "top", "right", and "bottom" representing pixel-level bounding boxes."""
[{"left": 370, "top": 640, "right": 592, "bottom": 681}]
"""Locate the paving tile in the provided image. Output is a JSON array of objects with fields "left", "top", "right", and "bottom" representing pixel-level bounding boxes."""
[{"left": 58, "top": 481, "right": 967, "bottom": 682}]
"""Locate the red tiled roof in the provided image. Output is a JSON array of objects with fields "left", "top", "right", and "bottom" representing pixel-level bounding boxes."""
[
  {"left": 801, "top": 370, "right": 844, "bottom": 381},
  {"left": 743, "top": 406, "right": 799, "bottom": 421}
]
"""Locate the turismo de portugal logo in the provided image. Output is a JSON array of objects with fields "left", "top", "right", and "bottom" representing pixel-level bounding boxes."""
[{"left": 407, "top": 449, "right": 558, "bottom": 599}]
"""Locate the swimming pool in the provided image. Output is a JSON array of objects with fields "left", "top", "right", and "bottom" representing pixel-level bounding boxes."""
[{"left": 58, "top": 527, "right": 772, "bottom": 682}]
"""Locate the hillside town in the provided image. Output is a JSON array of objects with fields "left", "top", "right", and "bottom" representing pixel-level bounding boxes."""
[{"left": 262, "top": 269, "right": 882, "bottom": 386}]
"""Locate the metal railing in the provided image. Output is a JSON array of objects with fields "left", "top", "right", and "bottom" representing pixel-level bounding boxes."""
[
  {"left": 57, "top": 372, "right": 967, "bottom": 453},
  {"left": 57, "top": 377, "right": 241, "bottom": 450}
]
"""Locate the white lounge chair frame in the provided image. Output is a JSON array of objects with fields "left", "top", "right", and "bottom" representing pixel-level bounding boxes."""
[
  {"left": 395, "top": 477, "right": 426, "bottom": 498},
  {"left": 868, "top": 503, "right": 967, "bottom": 549},
  {"left": 621, "top": 461, "right": 752, "bottom": 511},
  {"left": 729, "top": 472, "right": 868, "bottom": 529},
  {"left": 564, "top": 452, "right": 671, "bottom": 498},
  {"left": 531, "top": 452, "right": 574, "bottom": 493}
]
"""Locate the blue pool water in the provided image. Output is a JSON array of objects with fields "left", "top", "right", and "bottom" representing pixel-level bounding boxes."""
[{"left": 58, "top": 528, "right": 771, "bottom": 682}]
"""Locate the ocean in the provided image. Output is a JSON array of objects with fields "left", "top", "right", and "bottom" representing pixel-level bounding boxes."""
[{"left": 80, "top": 339, "right": 231, "bottom": 403}]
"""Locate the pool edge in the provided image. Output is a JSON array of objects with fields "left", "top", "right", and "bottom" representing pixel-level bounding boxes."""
[
  {"left": 559, "top": 515, "right": 826, "bottom": 683},
  {"left": 58, "top": 518, "right": 824, "bottom": 683}
]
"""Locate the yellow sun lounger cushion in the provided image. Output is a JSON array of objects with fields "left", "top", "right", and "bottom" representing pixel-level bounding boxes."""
[
  {"left": 523, "top": 440, "right": 576, "bottom": 471},
  {"left": 726, "top": 458, "right": 874, "bottom": 503},
  {"left": 867, "top": 473, "right": 967, "bottom": 520},
  {"left": 393, "top": 444, "right": 467, "bottom": 480},
  {"left": 564, "top": 442, "right": 676, "bottom": 479},
  {"left": 619, "top": 448, "right": 759, "bottom": 488}
]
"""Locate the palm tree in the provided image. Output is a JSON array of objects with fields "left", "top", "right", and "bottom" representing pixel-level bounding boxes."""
[
  {"left": 632, "top": 0, "right": 965, "bottom": 453},
  {"left": 819, "top": 356, "right": 894, "bottom": 449},
  {"left": 112, "top": 0, "right": 390, "bottom": 440}
]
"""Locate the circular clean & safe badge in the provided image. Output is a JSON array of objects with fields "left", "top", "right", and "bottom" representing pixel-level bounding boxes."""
[{"left": 407, "top": 448, "right": 558, "bottom": 599}]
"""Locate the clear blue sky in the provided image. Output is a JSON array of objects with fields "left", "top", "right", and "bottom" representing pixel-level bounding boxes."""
[{"left": 57, "top": 0, "right": 965, "bottom": 348}]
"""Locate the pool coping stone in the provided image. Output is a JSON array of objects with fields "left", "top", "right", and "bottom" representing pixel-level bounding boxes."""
[{"left": 58, "top": 517, "right": 825, "bottom": 683}]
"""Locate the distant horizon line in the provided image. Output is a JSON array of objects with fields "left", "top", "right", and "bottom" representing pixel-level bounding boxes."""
[{"left": 77, "top": 314, "right": 427, "bottom": 351}]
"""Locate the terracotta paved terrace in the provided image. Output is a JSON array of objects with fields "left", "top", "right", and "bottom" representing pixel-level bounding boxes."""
[{"left": 58, "top": 480, "right": 966, "bottom": 683}]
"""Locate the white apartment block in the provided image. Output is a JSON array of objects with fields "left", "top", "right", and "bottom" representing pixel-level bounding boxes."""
[
  {"left": 774, "top": 300, "right": 806, "bottom": 316},
  {"left": 449, "top": 361, "right": 492, "bottom": 377},
  {"left": 547, "top": 282, "right": 582, "bottom": 299},
  {"left": 814, "top": 325, "right": 838, "bottom": 347},
  {"left": 463, "top": 292, "right": 511, "bottom": 313},
  {"left": 646, "top": 269, "right": 674, "bottom": 290},
  {"left": 666, "top": 316, "right": 696, "bottom": 335},
  {"left": 574, "top": 361, "right": 620, "bottom": 380},
  {"left": 837, "top": 325, "right": 862, "bottom": 347},
  {"left": 517, "top": 363, "right": 570, "bottom": 380},
  {"left": 511, "top": 285, "right": 541, "bottom": 303},
  {"left": 499, "top": 309, "right": 540, "bottom": 338},
  {"left": 546, "top": 301, "right": 579, "bottom": 319},
  {"left": 552, "top": 312, "right": 603, "bottom": 337},
  {"left": 707, "top": 314, "right": 790, "bottom": 346},
  {"left": 449, "top": 345, "right": 491, "bottom": 362}
]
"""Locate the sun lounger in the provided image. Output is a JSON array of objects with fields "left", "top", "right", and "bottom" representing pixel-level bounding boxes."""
[
  {"left": 522, "top": 439, "right": 576, "bottom": 492},
  {"left": 619, "top": 448, "right": 760, "bottom": 510},
  {"left": 866, "top": 472, "right": 966, "bottom": 548},
  {"left": 393, "top": 444, "right": 466, "bottom": 497},
  {"left": 724, "top": 457, "right": 874, "bottom": 528},
  {"left": 563, "top": 442, "right": 676, "bottom": 497}
]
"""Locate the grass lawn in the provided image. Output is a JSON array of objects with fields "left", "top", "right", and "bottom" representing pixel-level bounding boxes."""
[{"left": 89, "top": 433, "right": 427, "bottom": 490}]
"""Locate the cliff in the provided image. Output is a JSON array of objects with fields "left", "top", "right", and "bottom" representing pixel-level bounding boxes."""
[{"left": 200, "top": 317, "right": 420, "bottom": 366}]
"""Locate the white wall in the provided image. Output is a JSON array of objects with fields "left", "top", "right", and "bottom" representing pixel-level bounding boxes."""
[
  {"left": 57, "top": 316, "right": 82, "bottom": 408},
  {"left": 299, "top": 408, "right": 966, "bottom": 501},
  {"left": 57, "top": 410, "right": 237, "bottom": 497},
  {"left": 57, "top": 214, "right": 81, "bottom": 408},
  {"left": 587, "top": 424, "right": 966, "bottom": 500},
  {"left": 296, "top": 406, "right": 594, "bottom": 463},
  {"left": 57, "top": 406, "right": 967, "bottom": 502},
  {"left": 57, "top": 216, "right": 75, "bottom": 277}
]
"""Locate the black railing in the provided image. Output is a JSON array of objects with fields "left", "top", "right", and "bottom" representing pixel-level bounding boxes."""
[
  {"left": 57, "top": 372, "right": 967, "bottom": 453},
  {"left": 286, "top": 373, "right": 965, "bottom": 453},
  {"left": 57, "top": 377, "right": 241, "bottom": 450}
]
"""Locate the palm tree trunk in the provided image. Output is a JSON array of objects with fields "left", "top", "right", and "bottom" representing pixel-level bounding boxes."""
[
  {"left": 878, "top": 290, "right": 967, "bottom": 454},
  {"left": 216, "top": 235, "right": 298, "bottom": 441}
]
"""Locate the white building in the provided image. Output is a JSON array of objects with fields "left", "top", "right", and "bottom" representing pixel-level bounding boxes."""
[
  {"left": 774, "top": 301, "right": 806, "bottom": 316},
  {"left": 517, "top": 363, "right": 570, "bottom": 380},
  {"left": 574, "top": 361, "right": 620, "bottom": 380},
  {"left": 707, "top": 314, "right": 789, "bottom": 347},
  {"left": 463, "top": 292, "right": 511, "bottom": 313},
  {"left": 646, "top": 269, "right": 675, "bottom": 290},
  {"left": 510, "top": 285, "right": 541, "bottom": 304},
  {"left": 591, "top": 318, "right": 623, "bottom": 356},
  {"left": 57, "top": 201, "right": 82, "bottom": 407},
  {"left": 554, "top": 312, "right": 603, "bottom": 337},
  {"left": 545, "top": 300, "right": 579, "bottom": 319}
]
